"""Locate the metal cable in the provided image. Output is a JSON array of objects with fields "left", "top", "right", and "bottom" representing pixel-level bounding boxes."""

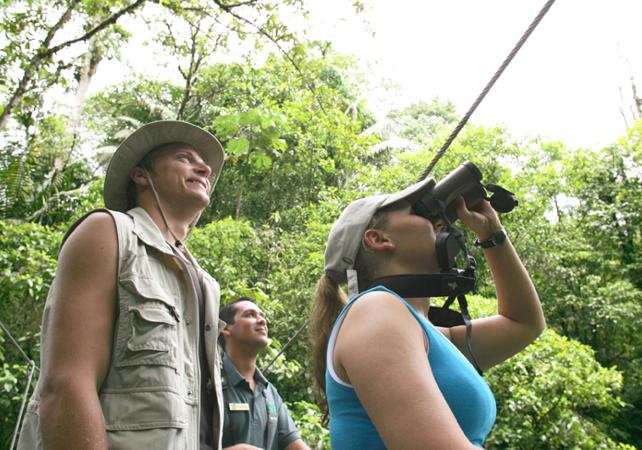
[
  {"left": 0, "top": 319, "right": 39, "bottom": 450},
  {"left": 0, "top": 320, "right": 37, "bottom": 369},
  {"left": 10, "top": 361, "right": 36, "bottom": 450},
  {"left": 264, "top": 1, "right": 558, "bottom": 375},
  {"left": 261, "top": 319, "right": 309, "bottom": 374},
  {"left": 418, "top": 0, "right": 557, "bottom": 181}
]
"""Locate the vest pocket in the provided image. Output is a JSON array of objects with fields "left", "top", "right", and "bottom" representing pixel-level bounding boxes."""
[
  {"left": 102, "top": 390, "right": 188, "bottom": 430},
  {"left": 117, "top": 270, "right": 182, "bottom": 370},
  {"left": 116, "top": 303, "right": 179, "bottom": 369}
]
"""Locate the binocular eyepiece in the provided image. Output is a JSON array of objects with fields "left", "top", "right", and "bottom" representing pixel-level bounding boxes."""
[{"left": 412, "top": 161, "right": 518, "bottom": 223}]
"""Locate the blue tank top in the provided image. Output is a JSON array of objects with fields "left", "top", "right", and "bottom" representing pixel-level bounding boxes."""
[{"left": 326, "top": 286, "right": 496, "bottom": 449}]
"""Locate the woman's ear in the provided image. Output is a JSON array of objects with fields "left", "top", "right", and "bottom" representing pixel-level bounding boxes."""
[
  {"left": 130, "top": 166, "right": 150, "bottom": 187},
  {"left": 363, "top": 229, "right": 395, "bottom": 252}
]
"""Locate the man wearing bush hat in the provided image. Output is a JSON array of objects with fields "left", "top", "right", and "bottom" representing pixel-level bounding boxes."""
[{"left": 18, "top": 121, "right": 227, "bottom": 450}]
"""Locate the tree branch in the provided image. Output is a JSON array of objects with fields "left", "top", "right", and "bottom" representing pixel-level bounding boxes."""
[
  {"left": 0, "top": 0, "right": 148, "bottom": 130},
  {"left": 177, "top": 21, "right": 201, "bottom": 119},
  {"left": 222, "top": 0, "right": 258, "bottom": 7},
  {"left": 208, "top": 0, "right": 326, "bottom": 113},
  {"left": 0, "top": 1, "right": 80, "bottom": 129},
  {"left": 176, "top": 14, "right": 224, "bottom": 120},
  {"left": 41, "top": 0, "right": 82, "bottom": 50},
  {"left": 43, "top": 0, "right": 148, "bottom": 58},
  {"left": 25, "top": 180, "right": 97, "bottom": 222}
]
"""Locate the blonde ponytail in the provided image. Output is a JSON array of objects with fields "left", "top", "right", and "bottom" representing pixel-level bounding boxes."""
[
  {"left": 309, "top": 274, "right": 348, "bottom": 406},
  {"left": 309, "top": 203, "right": 399, "bottom": 412}
]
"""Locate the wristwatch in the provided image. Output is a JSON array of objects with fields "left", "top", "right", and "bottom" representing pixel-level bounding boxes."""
[{"left": 474, "top": 228, "right": 507, "bottom": 248}]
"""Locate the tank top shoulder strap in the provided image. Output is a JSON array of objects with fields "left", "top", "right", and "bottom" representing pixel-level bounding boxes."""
[{"left": 327, "top": 285, "right": 436, "bottom": 387}]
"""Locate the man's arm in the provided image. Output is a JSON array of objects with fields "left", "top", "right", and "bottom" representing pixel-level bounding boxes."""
[
  {"left": 284, "top": 438, "right": 310, "bottom": 450},
  {"left": 273, "top": 389, "right": 311, "bottom": 450},
  {"left": 222, "top": 445, "right": 263, "bottom": 450},
  {"left": 39, "top": 212, "right": 118, "bottom": 450}
]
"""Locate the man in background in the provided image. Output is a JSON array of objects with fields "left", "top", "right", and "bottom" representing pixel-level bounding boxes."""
[{"left": 219, "top": 298, "right": 311, "bottom": 450}]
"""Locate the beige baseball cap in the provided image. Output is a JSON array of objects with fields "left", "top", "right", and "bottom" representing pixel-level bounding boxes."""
[
  {"left": 324, "top": 177, "right": 436, "bottom": 296},
  {"left": 104, "top": 120, "right": 225, "bottom": 212}
]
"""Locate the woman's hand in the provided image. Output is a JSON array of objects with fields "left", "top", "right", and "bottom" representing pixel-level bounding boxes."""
[
  {"left": 447, "top": 196, "right": 545, "bottom": 372},
  {"left": 454, "top": 196, "right": 502, "bottom": 241}
]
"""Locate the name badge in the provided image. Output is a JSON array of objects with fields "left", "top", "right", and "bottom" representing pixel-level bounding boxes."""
[{"left": 229, "top": 402, "right": 250, "bottom": 411}]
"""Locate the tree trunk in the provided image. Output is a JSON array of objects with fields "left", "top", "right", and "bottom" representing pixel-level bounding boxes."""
[{"left": 69, "top": 38, "right": 102, "bottom": 149}]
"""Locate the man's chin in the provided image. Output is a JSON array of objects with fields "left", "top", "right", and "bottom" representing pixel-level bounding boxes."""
[
  {"left": 255, "top": 338, "right": 271, "bottom": 350},
  {"left": 184, "top": 196, "right": 209, "bottom": 214}
]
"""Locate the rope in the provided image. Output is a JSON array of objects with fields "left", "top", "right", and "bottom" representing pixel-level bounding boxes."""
[{"left": 418, "top": 0, "right": 557, "bottom": 181}]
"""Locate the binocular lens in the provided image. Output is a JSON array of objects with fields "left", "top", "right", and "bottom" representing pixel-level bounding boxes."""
[{"left": 412, "top": 161, "right": 517, "bottom": 223}]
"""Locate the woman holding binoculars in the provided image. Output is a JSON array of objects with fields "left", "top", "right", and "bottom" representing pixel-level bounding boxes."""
[{"left": 309, "top": 174, "right": 545, "bottom": 449}]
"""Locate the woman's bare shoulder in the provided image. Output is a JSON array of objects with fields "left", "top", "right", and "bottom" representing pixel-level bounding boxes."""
[{"left": 340, "top": 290, "right": 421, "bottom": 340}]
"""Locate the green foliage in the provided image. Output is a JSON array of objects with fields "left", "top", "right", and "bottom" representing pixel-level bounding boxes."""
[
  {"left": 0, "top": 220, "right": 61, "bottom": 337},
  {"left": 213, "top": 108, "right": 286, "bottom": 170},
  {"left": 0, "top": 359, "right": 34, "bottom": 449},
  {"left": 289, "top": 400, "right": 329, "bottom": 449},
  {"left": 486, "top": 329, "right": 634, "bottom": 450},
  {"left": 386, "top": 97, "right": 458, "bottom": 144},
  {"left": 85, "top": 80, "right": 183, "bottom": 141},
  {"left": 505, "top": 130, "right": 642, "bottom": 444},
  {"left": 199, "top": 46, "right": 380, "bottom": 225},
  {"left": 0, "top": 220, "right": 61, "bottom": 445},
  {"left": 466, "top": 296, "right": 632, "bottom": 450},
  {"left": 0, "top": 114, "right": 98, "bottom": 224},
  {"left": 2, "top": 2, "right": 642, "bottom": 442},
  {"left": 189, "top": 217, "right": 268, "bottom": 298}
]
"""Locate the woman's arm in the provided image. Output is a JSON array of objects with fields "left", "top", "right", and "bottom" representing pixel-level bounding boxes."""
[
  {"left": 442, "top": 198, "right": 545, "bottom": 370},
  {"left": 334, "top": 290, "right": 480, "bottom": 450}
]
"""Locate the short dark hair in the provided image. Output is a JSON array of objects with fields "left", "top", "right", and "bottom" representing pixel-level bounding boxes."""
[{"left": 218, "top": 297, "right": 257, "bottom": 349}]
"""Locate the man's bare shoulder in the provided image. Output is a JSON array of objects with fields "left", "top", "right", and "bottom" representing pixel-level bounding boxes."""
[
  {"left": 58, "top": 211, "right": 118, "bottom": 271},
  {"left": 62, "top": 211, "right": 117, "bottom": 250}
]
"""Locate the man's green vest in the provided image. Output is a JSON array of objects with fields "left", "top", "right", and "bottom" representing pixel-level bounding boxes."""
[{"left": 18, "top": 207, "right": 224, "bottom": 449}]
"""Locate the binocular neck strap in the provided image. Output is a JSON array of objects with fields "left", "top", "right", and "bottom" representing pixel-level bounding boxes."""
[
  {"left": 451, "top": 294, "right": 483, "bottom": 376},
  {"left": 369, "top": 273, "right": 476, "bottom": 298}
]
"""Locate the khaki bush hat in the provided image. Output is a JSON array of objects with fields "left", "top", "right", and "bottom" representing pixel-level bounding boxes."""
[
  {"left": 104, "top": 120, "right": 225, "bottom": 212},
  {"left": 324, "top": 177, "right": 436, "bottom": 296}
]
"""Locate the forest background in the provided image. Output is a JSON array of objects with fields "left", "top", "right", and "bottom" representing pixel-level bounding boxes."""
[{"left": 1, "top": 1, "right": 641, "bottom": 449}]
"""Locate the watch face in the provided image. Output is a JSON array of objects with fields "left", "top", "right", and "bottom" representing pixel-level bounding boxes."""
[{"left": 490, "top": 229, "right": 507, "bottom": 247}]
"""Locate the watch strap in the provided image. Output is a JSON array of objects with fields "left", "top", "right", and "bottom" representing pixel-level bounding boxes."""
[{"left": 474, "top": 227, "right": 507, "bottom": 248}]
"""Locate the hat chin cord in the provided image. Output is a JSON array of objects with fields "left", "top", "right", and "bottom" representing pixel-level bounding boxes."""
[
  {"left": 145, "top": 171, "right": 211, "bottom": 248},
  {"left": 146, "top": 174, "right": 185, "bottom": 248}
]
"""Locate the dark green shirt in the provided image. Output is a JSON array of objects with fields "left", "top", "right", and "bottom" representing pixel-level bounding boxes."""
[{"left": 221, "top": 353, "right": 301, "bottom": 450}]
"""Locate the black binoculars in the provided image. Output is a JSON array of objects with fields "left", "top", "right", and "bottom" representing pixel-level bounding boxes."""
[{"left": 412, "top": 161, "right": 518, "bottom": 223}]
